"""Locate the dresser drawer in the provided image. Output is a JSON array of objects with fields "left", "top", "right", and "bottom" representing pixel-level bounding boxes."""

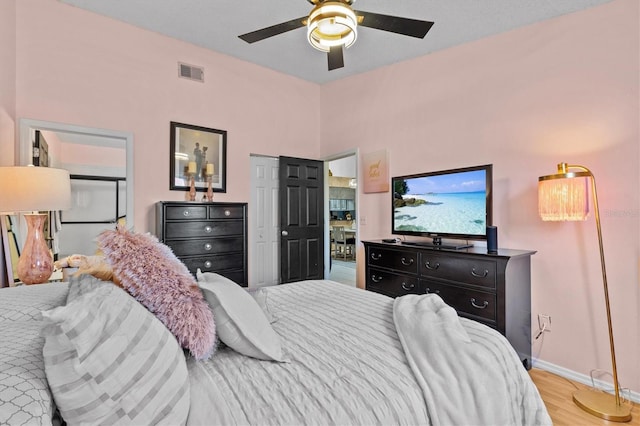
[
  {"left": 209, "top": 205, "right": 245, "bottom": 219},
  {"left": 424, "top": 281, "right": 496, "bottom": 323},
  {"left": 164, "top": 205, "right": 208, "bottom": 220},
  {"left": 420, "top": 254, "right": 497, "bottom": 289},
  {"left": 166, "top": 236, "right": 244, "bottom": 256},
  {"left": 366, "top": 268, "right": 421, "bottom": 298},
  {"left": 367, "top": 247, "right": 418, "bottom": 275},
  {"left": 181, "top": 253, "right": 245, "bottom": 275},
  {"left": 165, "top": 221, "right": 244, "bottom": 239}
]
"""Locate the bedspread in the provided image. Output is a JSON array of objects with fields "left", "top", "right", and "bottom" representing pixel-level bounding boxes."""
[
  {"left": 186, "top": 280, "right": 549, "bottom": 426},
  {"left": 186, "top": 280, "right": 430, "bottom": 425}
]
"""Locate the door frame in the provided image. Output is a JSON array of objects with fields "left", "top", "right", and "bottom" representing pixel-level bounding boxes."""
[{"left": 323, "top": 149, "right": 359, "bottom": 280}]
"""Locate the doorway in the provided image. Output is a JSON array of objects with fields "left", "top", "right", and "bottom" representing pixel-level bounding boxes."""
[
  {"left": 325, "top": 152, "right": 358, "bottom": 287},
  {"left": 249, "top": 152, "right": 357, "bottom": 287}
]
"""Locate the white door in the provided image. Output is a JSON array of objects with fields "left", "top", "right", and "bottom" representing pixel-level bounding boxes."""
[{"left": 249, "top": 156, "right": 280, "bottom": 287}]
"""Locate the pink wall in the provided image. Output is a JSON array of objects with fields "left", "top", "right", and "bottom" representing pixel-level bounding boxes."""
[
  {"left": 0, "top": 0, "right": 16, "bottom": 166},
  {"left": 321, "top": 0, "right": 639, "bottom": 395},
  {"left": 14, "top": 0, "right": 321, "bottom": 230},
  {"left": 6, "top": 0, "right": 639, "bottom": 395}
]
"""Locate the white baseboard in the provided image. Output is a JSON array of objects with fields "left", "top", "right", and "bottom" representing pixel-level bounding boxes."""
[{"left": 533, "top": 358, "right": 640, "bottom": 404}]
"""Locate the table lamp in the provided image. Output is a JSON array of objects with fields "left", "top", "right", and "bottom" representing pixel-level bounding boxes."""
[
  {"left": 538, "top": 163, "right": 631, "bottom": 422},
  {"left": 0, "top": 166, "right": 71, "bottom": 285}
]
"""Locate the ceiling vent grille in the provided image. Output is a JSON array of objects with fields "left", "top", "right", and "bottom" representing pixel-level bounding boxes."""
[{"left": 178, "top": 62, "right": 204, "bottom": 82}]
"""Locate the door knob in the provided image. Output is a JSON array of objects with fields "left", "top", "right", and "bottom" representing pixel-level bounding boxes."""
[{"left": 281, "top": 230, "right": 288, "bottom": 236}]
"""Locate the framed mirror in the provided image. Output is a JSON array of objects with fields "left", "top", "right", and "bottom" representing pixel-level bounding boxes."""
[{"left": 18, "top": 118, "right": 134, "bottom": 257}]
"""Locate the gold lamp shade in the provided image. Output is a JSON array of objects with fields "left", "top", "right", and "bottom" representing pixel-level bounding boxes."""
[
  {"left": 538, "top": 163, "right": 632, "bottom": 423},
  {"left": 0, "top": 166, "right": 71, "bottom": 284}
]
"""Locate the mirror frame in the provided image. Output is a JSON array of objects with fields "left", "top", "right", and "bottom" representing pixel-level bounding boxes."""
[{"left": 19, "top": 118, "right": 135, "bottom": 226}]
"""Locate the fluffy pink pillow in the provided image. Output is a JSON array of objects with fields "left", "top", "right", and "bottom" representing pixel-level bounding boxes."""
[{"left": 97, "top": 225, "right": 216, "bottom": 360}]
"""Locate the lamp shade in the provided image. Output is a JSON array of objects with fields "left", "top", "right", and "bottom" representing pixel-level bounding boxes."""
[
  {"left": 538, "top": 169, "right": 590, "bottom": 221},
  {"left": 0, "top": 166, "right": 71, "bottom": 213}
]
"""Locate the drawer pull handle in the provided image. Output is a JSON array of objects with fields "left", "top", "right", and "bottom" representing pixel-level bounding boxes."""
[
  {"left": 401, "top": 282, "right": 414, "bottom": 290},
  {"left": 424, "top": 261, "right": 440, "bottom": 270},
  {"left": 204, "top": 261, "right": 212, "bottom": 268},
  {"left": 204, "top": 225, "right": 212, "bottom": 233},
  {"left": 183, "top": 210, "right": 190, "bottom": 217},
  {"left": 371, "top": 274, "right": 382, "bottom": 283},
  {"left": 471, "top": 268, "right": 489, "bottom": 278},
  {"left": 204, "top": 243, "right": 212, "bottom": 251},
  {"left": 470, "top": 298, "right": 488, "bottom": 309},
  {"left": 401, "top": 257, "right": 414, "bottom": 266},
  {"left": 224, "top": 210, "right": 231, "bottom": 217},
  {"left": 425, "top": 287, "right": 440, "bottom": 295},
  {"left": 371, "top": 253, "right": 382, "bottom": 261}
]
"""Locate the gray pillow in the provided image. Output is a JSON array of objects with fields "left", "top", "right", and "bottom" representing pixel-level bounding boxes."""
[
  {"left": 42, "top": 284, "right": 190, "bottom": 425},
  {"left": 65, "top": 273, "right": 113, "bottom": 304},
  {"left": 0, "top": 282, "right": 68, "bottom": 321},
  {"left": 196, "top": 271, "right": 286, "bottom": 362}
]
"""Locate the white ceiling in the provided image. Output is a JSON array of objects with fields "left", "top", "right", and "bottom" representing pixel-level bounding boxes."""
[{"left": 59, "top": 0, "right": 613, "bottom": 85}]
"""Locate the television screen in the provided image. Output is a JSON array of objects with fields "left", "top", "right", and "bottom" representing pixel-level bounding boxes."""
[{"left": 392, "top": 164, "right": 493, "bottom": 246}]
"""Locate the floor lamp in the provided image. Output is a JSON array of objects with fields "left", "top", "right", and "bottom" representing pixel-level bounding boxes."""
[
  {"left": 0, "top": 166, "right": 71, "bottom": 285},
  {"left": 538, "top": 163, "right": 631, "bottom": 422}
]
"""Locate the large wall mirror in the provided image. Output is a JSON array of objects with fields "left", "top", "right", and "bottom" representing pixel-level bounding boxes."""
[{"left": 14, "top": 118, "right": 134, "bottom": 262}]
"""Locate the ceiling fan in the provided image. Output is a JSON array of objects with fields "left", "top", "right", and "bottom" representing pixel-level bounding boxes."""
[{"left": 238, "top": 0, "right": 434, "bottom": 71}]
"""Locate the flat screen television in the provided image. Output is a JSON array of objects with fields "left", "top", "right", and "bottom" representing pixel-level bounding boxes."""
[{"left": 391, "top": 164, "right": 493, "bottom": 249}]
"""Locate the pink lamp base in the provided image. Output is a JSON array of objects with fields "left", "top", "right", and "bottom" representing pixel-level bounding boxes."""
[{"left": 17, "top": 213, "right": 53, "bottom": 285}]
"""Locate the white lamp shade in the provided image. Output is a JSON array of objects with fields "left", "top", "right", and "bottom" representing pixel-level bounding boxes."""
[{"left": 0, "top": 166, "right": 72, "bottom": 213}]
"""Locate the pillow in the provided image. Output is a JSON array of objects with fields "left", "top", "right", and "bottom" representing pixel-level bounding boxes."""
[
  {"left": 41, "top": 283, "right": 190, "bottom": 425},
  {"left": 0, "top": 321, "right": 55, "bottom": 425},
  {"left": 97, "top": 225, "right": 216, "bottom": 360},
  {"left": 0, "top": 282, "right": 68, "bottom": 322},
  {"left": 66, "top": 273, "right": 113, "bottom": 304},
  {"left": 250, "top": 287, "right": 276, "bottom": 323},
  {"left": 196, "top": 270, "right": 286, "bottom": 362}
]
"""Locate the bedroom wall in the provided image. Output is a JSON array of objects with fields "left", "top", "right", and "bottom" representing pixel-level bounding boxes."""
[
  {"left": 0, "top": 0, "right": 16, "bottom": 166},
  {"left": 13, "top": 0, "right": 322, "bottom": 231},
  {"left": 320, "top": 0, "right": 639, "bottom": 395}
]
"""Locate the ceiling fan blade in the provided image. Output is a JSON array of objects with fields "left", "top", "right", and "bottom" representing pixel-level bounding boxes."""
[
  {"left": 238, "top": 17, "right": 306, "bottom": 44},
  {"left": 328, "top": 45, "right": 344, "bottom": 71},
  {"left": 354, "top": 10, "right": 434, "bottom": 38}
]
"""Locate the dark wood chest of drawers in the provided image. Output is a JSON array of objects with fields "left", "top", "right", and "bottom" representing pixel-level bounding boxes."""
[
  {"left": 363, "top": 240, "right": 536, "bottom": 368},
  {"left": 156, "top": 202, "right": 248, "bottom": 286}
]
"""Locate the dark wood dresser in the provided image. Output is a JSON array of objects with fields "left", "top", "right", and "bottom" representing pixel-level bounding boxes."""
[
  {"left": 363, "top": 240, "right": 536, "bottom": 368},
  {"left": 156, "top": 201, "right": 248, "bottom": 286}
]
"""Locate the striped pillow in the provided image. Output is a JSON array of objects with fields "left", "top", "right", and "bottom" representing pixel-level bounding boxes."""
[{"left": 42, "top": 283, "right": 190, "bottom": 425}]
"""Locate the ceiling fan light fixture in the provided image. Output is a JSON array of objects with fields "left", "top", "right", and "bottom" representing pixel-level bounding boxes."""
[{"left": 307, "top": 2, "right": 357, "bottom": 52}]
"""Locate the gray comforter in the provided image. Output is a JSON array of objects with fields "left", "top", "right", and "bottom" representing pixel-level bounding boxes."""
[{"left": 186, "top": 280, "right": 550, "bottom": 426}]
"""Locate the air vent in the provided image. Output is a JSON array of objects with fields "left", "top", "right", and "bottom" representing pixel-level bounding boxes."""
[{"left": 178, "top": 62, "right": 204, "bottom": 82}]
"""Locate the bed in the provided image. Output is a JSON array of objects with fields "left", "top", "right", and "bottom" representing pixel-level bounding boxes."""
[
  {"left": 0, "top": 226, "right": 551, "bottom": 426},
  {"left": 0, "top": 278, "right": 551, "bottom": 426}
]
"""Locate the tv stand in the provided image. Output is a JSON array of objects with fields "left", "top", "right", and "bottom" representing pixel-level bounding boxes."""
[{"left": 401, "top": 239, "right": 473, "bottom": 250}]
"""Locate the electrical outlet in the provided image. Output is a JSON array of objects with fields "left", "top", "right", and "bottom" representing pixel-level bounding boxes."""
[{"left": 538, "top": 314, "right": 551, "bottom": 332}]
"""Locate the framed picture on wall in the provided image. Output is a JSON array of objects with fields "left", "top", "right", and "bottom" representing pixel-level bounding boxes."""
[
  {"left": 362, "top": 149, "right": 389, "bottom": 193},
  {"left": 169, "top": 121, "right": 227, "bottom": 193}
]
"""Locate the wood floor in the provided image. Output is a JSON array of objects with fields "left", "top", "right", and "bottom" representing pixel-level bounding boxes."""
[{"left": 529, "top": 369, "right": 639, "bottom": 425}]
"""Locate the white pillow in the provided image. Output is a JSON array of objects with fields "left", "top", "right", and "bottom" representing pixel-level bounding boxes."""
[
  {"left": 42, "top": 282, "right": 190, "bottom": 425},
  {"left": 196, "top": 270, "right": 286, "bottom": 362}
]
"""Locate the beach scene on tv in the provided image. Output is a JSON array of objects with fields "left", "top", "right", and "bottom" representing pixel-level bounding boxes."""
[{"left": 393, "top": 170, "right": 487, "bottom": 236}]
